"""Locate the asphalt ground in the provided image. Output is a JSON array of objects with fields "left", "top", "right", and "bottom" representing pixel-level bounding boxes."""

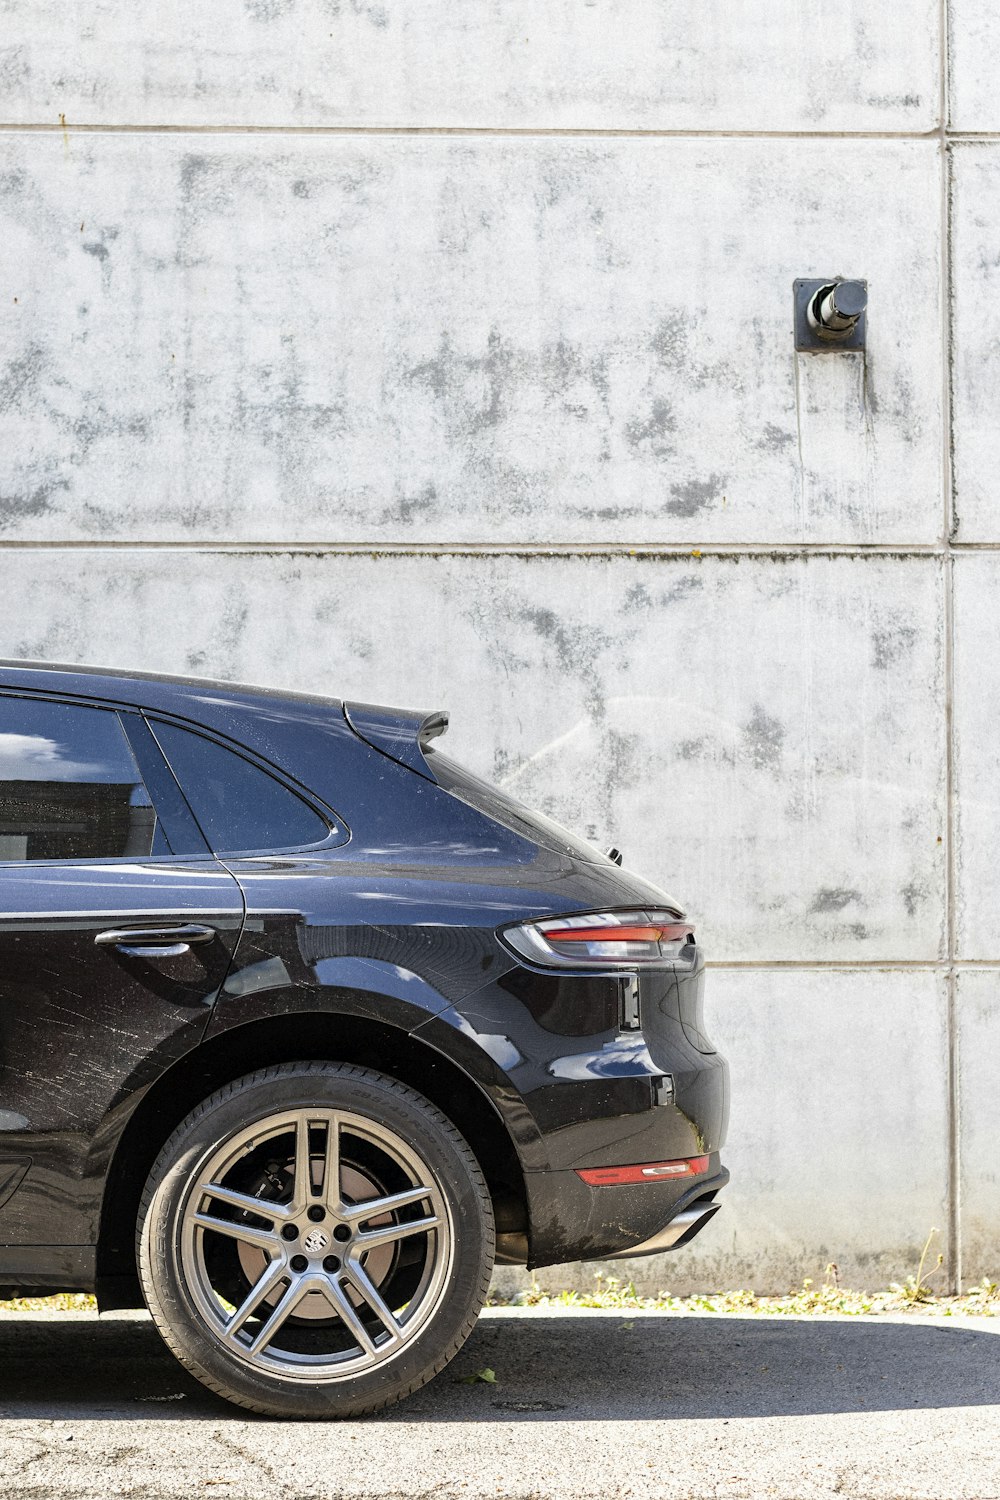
[{"left": 0, "top": 1307, "right": 998, "bottom": 1499}]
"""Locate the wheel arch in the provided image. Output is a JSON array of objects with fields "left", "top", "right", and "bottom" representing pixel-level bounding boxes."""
[{"left": 96, "top": 1009, "right": 530, "bottom": 1309}]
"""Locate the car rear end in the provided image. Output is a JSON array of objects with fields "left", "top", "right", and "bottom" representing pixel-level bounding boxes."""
[
  {"left": 492, "top": 905, "right": 729, "bottom": 1266},
  {"left": 389, "top": 724, "right": 730, "bottom": 1268}
]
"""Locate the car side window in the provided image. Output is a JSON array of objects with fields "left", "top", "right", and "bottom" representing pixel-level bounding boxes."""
[
  {"left": 149, "top": 719, "right": 330, "bottom": 855},
  {"left": 0, "top": 696, "right": 166, "bottom": 862}
]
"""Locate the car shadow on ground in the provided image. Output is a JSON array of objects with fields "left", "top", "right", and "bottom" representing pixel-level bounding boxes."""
[{"left": 0, "top": 1311, "right": 997, "bottom": 1423}]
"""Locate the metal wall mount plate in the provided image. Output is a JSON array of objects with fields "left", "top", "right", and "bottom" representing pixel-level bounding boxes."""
[{"left": 794, "top": 277, "right": 867, "bottom": 352}]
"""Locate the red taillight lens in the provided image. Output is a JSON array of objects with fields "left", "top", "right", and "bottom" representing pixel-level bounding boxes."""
[
  {"left": 500, "top": 910, "right": 694, "bottom": 970},
  {"left": 576, "top": 1156, "right": 709, "bottom": 1186},
  {"left": 541, "top": 923, "right": 691, "bottom": 945}
]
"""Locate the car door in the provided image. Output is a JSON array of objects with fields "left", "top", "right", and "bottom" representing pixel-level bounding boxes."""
[{"left": 0, "top": 692, "right": 244, "bottom": 1277}]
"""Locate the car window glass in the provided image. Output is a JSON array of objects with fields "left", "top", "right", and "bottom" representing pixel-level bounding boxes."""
[
  {"left": 150, "top": 720, "right": 329, "bottom": 854},
  {"left": 424, "top": 747, "right": 606, "bottom": 864},
  {"left": 0, "top": 697, "right": 165, "bottom": 861}
]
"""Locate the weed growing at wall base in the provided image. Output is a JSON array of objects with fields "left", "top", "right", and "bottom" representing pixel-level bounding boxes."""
[
  {"left": 2, "top": 1234, "right": 995, "bottom": 1319},
  {"left": 489, "top": 1268, "right": 1000, "bottom": 1318},
  {"left": 0, "top": 1293, "right": 96, "bottom": 1312},
  {"left": 2, "top": 1278, "right": 999, "bottom": 1318}
]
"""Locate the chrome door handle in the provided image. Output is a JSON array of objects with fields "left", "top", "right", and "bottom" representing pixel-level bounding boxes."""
[{"left": 94, "top": 923, "right": 217, "bottom": 954}]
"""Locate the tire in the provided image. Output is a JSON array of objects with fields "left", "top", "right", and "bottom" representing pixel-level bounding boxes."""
[{"left": 137, "top": 1061, "right": 495, "bottom": 1418}]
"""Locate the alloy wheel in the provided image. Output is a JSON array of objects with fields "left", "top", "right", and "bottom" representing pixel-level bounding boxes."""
[{"left": 178, "top": 1107, "right": 454, "bottom": 1381}]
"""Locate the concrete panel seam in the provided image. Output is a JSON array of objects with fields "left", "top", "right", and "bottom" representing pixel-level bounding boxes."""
[
  {"left": 0, "top": 123, "right": 950, "bottom": 140},
  {"left": 947, "top": 150, "right": 960, "bottom": 543},
  {"left": 0, "top": 542, "right": 968, "bottom": 558},
  {"left": 708, "top": 960, "right": 998, "bottom": 970},
  {"left": 945, "top": 0, "right": 955, "bottom": 129},
  {"left": 940, "top": 0, "right": 961, "bottom": 1291},
  {"left": 948, "top": 965, "right": 962, "bottom": 1289}
]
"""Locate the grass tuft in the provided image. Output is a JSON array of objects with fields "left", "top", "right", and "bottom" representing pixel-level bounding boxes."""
[
  {"left": 489, "top": 1263, "right": 1000, "bottom": 1318},
  {"left": 0, "top": 1293, "right": 97, "bottom": 1313}
]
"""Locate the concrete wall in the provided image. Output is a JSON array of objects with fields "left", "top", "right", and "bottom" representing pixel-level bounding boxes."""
[{"left": 1, "top": 2, "right": 996, "bottom": 1292}]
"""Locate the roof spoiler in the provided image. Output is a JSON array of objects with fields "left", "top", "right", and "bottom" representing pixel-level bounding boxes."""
[{"left": 342, "top": 701, "right": 449, "bottom": 782}]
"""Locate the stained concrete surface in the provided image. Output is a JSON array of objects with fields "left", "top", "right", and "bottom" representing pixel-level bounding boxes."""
[
  {"left": 0, "top": 1308, "right": 998, "bottom": 1499},
  {"left": 950, "top": 145, "right": 1000, "bottom": 542},
  {"left": 660, "top": 969, "right": 950, "bottom": 1294},
  {"left": 0, "top": 0, "right": 940, "bottom": 132},
  {"left": 950, "top": 0, "right": 1000, "bottom": 129},
  {"left": 0, "top": 134, "right": 942, "bottom": 546},
  {"left": 956, "top": 969, "right": 1000, "bottom": 1285},
  {"left": 953, "top": 554, "right": 1000, "bottom": 956}
]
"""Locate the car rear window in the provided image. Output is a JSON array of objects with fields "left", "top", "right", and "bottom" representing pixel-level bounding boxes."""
[
  {"left": 423, "top": 748, "right": 608, "bottom": 864},
  {"left": 150, "top": 719, "right": 330, "bottom": 855}
]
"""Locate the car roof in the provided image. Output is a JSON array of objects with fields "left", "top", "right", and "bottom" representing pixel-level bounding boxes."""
[{"left": 0, "top": 658, "right": 343, "bottom": 716}]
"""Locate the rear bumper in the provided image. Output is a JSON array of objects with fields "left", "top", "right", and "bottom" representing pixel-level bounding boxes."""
[{"left": 515, "top": 1159, "right": 729, "bottom": 1268}]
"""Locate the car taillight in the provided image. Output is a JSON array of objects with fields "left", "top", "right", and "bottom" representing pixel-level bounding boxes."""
[{"left": 499, "top": 909, "right": 695, "bottom": 970}]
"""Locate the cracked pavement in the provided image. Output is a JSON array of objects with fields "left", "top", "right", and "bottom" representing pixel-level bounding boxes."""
[{"left": 0, "top": 1306, "right": 998, "bottom": 1499}]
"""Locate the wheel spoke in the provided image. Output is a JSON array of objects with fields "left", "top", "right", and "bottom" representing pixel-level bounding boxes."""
[
  {"left": 222, "top": 1258, "right": 286, "bottom": 1345},
  {"left": 247, "top": 1274, "right": 314, "bottom": 1355},
  {"left": 321, "top": 1115, "right": 340, "bottom": 1209},
  {"left": 200, "top": 1181, "right": 292, "bottom": 1222},
  {"left": 291, "top": 1113, "right": 311, "bottom": 1212},
  {"left": 343, "top": 1184, "right": 433, "bottom": 1223},
  {"left": 355, "top": 1213, "right": 441, "bottom": 1250},
  {"left": 342, "top": 1258, "right": 402, "bottom": 1344},
  {"left": 325, "top": 1276, "right": 379, "bottom": 1355},
  {"left": 192, "top": 1211, "right": 280, "bottom": 1252}
]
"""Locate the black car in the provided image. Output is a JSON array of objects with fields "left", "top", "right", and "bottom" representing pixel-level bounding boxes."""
[{"left": 0, "top": 661, "right": 728, "bottom": 1417}]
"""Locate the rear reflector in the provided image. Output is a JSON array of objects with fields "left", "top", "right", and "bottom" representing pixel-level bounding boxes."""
[{"left": 576, "top": 1156, "right": 709, "bottom": 1186}]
